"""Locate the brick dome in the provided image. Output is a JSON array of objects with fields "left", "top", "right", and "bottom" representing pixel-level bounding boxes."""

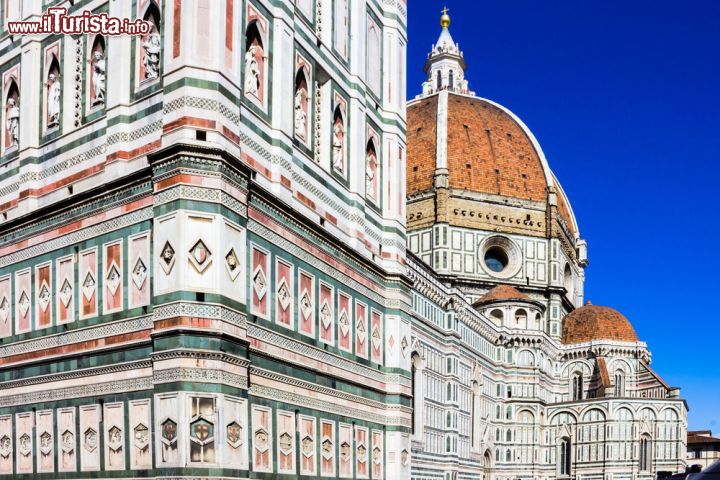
[
  {"left": 561, "top": 304, "right": 639, "bottom": 345},
  {"left": 406, "top": 93, "right": 579, "bottom": 237},
  {"left": 474, "top": 284, "right": 529, "bottom": 306}
]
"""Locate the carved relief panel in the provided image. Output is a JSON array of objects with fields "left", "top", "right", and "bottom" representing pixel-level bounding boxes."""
[
  {"left": 189, "top": 396, "right": 216, "bottom": 464},
  {"left": 251, "top": 245, "right": 270, "bottom": 319},
  {"left": 14, "top": 269, "right": 31, "bottom": 334},
  {"left": 251, "top": 405, "right": 273, "bottom": 473},
  {"left": 185, "top": 214, "right": 215, "bottom": 292},
  {"left": 128, "top": 232, "right": 150, "bottom": 309},
  {"left": 371, "top": 429, "right": 384, "bottom": 479},
  {"left": 58, "top": 407, "right": 76, "bottom": 472},
  {"left": 221, "top": 220, "right": 246, "bottom": 303},
  {"left": 35, "top": 263, "right": 52, "bottom": 329},
  {"left": 0, "top": 275, "right": 11, "bottom": 338},
  {"left": 224, "top": 396, "right": 248, "bottom": 469},
  {"left": 155, "top": 394, "right": 179, "bottom": 467},
  {"left": 103, "top": 240, "right": 123, "bottom": 314},
  {"left": 276, "top": 410, "right": 295, "bottom": 474},
  {"left": 15, "top": 412, "right": 33, "bottom": 474},
  {"left": 79, "top": 248, "right": 98, "bottom": 320},
  {"left": 0, "top": 415, "right": 12, "bottom": 474},
  {"left": 153, "top": 212, "right": 181, "bottom": 293},
  {"left": 275, "top": 258, "right": 294, "bottom": 329},
  {"left": 36, "top": 410, "right": 54, "bottom": 473},
  {"left": 104, "top": 402, "right": 125, "bottom": 470},
  {"left": 319, "top": 281, "right": 335, "bottom": 345},
  {"left": 79, "top": 404, "right": 100, "bottom": 471},
  {"left": 298, "top": 270, "right": 315, "bottom": 338},
  {"left": 338, "top": 291, "right": 352, "bottom": 353},
  {"left": 129, "top": 399, "right": 152, "bottom": 469},
  {"left": 339, "top": 423, "right": 353, "bottom": 478},
  {"left": 299, "top": 415, "right": 317, "bottom": 476},
  {"left": 370, "top": 310, "right": 383, "bottom": 364},
  {"left": 56, "top": 255, "right": 74, "bottom": 325},
  {"left": 356, "top": 426, "right": 369, "bottom": 478},
  {"left": 320, "top": 419, "right": 336, "bottom": 476},
  {"left": 355, "top": 301, "right": 369, "bottom": 359}
]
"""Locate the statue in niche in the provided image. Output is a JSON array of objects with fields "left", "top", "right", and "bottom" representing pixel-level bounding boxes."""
[
  {"left": 142, "top": 30, "right": 161, "bottom": 80},
  {"left": 47, "top": 73, "right": 61, "bottom": 126},
  {"left": 366, "top": 152, "right": 377, "bottom": 199},
  {"left": 92, "top": 50, "right": 105, "bottom": 104},
  {"left": 244, "top": 45, "right": 260, "bottom": 96},
  {"left": 6, "top": 97, "right": 19, "bottom": 148},
  {"left": 294, "top": 86, "right": 307, "bottom": 140},
  {"left": 332, "top": 117, "right": 345, "bottom": 173}
]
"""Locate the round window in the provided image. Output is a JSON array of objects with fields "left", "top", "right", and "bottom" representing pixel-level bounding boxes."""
[
  {"left": 478, "top": 235, "right": 522, "bottom": 279},
  {"left": 484, "top": 247, "right": 509, "bottom": 273}
]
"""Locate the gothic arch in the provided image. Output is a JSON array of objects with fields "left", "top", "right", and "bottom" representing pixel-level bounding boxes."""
[
  {"left": 293, "top": 67, "right": 310, "bottom": 142},
  {"left": 613, "top": 405, "right": 635, "bottom": 421},
  {"left": 516, "top": 349, "right": 535, "bottom": 367},
  {"left": 410, "top": 351, "right": 424, "bottom": 440},
  {"left": 89, "top": 35, "right": 106, "bottom": 105},
  {"left": 138, "top": 2, "right": 161, "bottom": 83},
  {"left": 561, "top": 359, "right": 593, "bottom": 377},
  {"left": 659, "top": 407, "right": 680, "bottom": 420},
  {"left": 607, "top": 357, "right": 634, "bottom": 373},
  {"left": 563, "top": 263, "right": 573, "bottom": 296},
  {"left": 4, "top": 78, "right": 19, "bottom": 149},
  {"left": 139, "top": 0, "right": 161, "bottom": 22},
  {"left": 331, "top": 104, "right": 347, "bottom": 173},
  {"left": 482, "top": 449, "right": 493, "bottom": 480},
  {"left": 45, "top": 55, "right": 61, "bottom": 128},
  {"left": 638, "top": 406, "right": 659, "bottom": 419},
  {"left": 580, "top": 406, "right": 608, "bottom": 421},
  {"left": 550, "top": 410, "right": 578, "bottom": 425}
]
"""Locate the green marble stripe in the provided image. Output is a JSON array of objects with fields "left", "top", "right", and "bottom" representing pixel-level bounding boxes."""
[
  {"left": 249, "top": 396, "right": 402, "bottom": 432},
  {"left": 106, "top": 101, "right": 163, "bottom": 127},
  {"left": 248, "top": 201, "right": 406, "bottom": 288},
  {"left": 0, "top": 182, "right": 152, "bottom": 247},
  {"left": 152, "top": 334, "right": 248, "bottom": 357},
  {"left": 0, "top": 389, "right": 152, "bottom": 416},
  {"left": 153, "top": 292, "right": 247, "bottom": 313},
  {"left": 153, "top": 199, "right": 247, "bottom": 226},
  {"left": 252, "top": 354, "right": 410, "bottom": 407},
  {"left": 247, "top": 232, "right": 392, "bottom": 305},
  {"left": 0, "top": 346, "right": 152, "bottom": 382},
  {"left": 0, "top": 220, "right": 150, "bottom": 275},
  {"left": 153, "top": 382, "right": 247, "bottom": 397}
]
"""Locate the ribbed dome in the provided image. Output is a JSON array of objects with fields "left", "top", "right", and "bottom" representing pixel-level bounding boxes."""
[
  {"left": 474, "top": 284, "right": 529, "bottom": 306},
  {"left": 562, "top": 304, "right": 639, "bottom": 345},
  {"left": 406, "top": 93, "right": 579, "bottom": 237}
]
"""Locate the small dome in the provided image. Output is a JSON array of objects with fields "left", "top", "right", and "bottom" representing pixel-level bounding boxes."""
[
  {"left": 474, "top": 284, "right": 529, "bottom": 306},
  {"left": 562, "top": 305, "right": 638, "bottom": 344}
]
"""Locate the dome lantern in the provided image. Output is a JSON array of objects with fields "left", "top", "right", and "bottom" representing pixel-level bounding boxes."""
[{"left": 419, "top": 7, "right": 472, "bottom": 97}]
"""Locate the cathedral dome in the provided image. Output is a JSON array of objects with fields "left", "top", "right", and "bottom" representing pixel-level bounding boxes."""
[
  {"left": 474, "top": 284, "right": 529, "bottom": 306},
  {"left": 561, "top": 304, "right": 639, "bottom": 344},
  {"left": 407, "top": 93, "right": 579, "bottom": 237}
]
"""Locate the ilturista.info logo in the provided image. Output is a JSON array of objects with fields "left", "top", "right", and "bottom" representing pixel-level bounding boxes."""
[{"left": 7, "top": 7, "right": 152, "bottom": 36}]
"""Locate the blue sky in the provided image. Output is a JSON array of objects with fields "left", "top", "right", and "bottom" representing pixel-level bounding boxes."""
[{"left": 406, "top": 0, "right": 720, "bottom": 431}]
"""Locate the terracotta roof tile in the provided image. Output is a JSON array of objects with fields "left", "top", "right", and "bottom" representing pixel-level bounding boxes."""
[
  {"left": 475, "top": 284, "right": 529, "bottom": 306},
  {"left": 561, "top": 305, "right": 638, "bottom": 344},
  {"left": 596, "top": 357, "right": 611, "bottom": 388},
  {"left": 407, "top": 96, "right": 438, "bottom": 194}
]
